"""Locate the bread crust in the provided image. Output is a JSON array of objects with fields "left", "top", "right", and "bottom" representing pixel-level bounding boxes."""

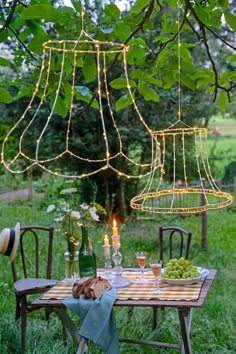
[{"left": 72, "top": 276, "right": 112, "bottom": 299}]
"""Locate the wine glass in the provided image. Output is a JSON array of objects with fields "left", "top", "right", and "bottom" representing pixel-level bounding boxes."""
[
  {"left": 149, "top": 260, "right": 163, "bottom": 293},
  {"left": 135, "top": 251, "right": 149, "bottom": 283}
]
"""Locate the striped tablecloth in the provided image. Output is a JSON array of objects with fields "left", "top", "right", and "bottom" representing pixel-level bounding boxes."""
[{"left": 41, "top": 270, "right": 203, "bottom": 301}]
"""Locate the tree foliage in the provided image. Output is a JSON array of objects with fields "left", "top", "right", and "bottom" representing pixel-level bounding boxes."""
[{"left": 0, "top": 0, "right": 235, "bottom": 218}]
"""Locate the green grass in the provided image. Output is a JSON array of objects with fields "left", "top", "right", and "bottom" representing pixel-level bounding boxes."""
[
  {"left": 207, "top": 116, "right": 236, "bottom": 179},
  {"left": 0, "top": 197, "right": 236, "bottom": 353}
]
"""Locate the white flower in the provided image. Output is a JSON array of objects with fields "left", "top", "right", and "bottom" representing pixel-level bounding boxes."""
[
  {"left": 54, "top": 216, "right": 63, "bottom": 222},
  {"left": 89, "top": 208, "right": 99, "bottom": 221},
  {"left": 70, "top": 211, "right": 81, "bottom": 220},
  {"left": 80, "top": 203, "right": 89, "bottom": 210},
  {"left": 47, "top": 204, "right": 56, "bottom": 213},
  {"left": 60, "top": 187, "right": 78, "bottom": 195}
]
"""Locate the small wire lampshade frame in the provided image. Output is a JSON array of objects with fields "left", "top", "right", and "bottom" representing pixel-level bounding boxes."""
[{"left": 130, "top": 125, "right": 233, "bottom": 214}]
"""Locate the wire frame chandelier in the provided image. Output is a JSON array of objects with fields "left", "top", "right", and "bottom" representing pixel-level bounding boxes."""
[
  {"left": 130, "top": 6, "right": 233, "bottom": 214},
  {"left": 1, "top": 5, "right": 159, "bottom": 179}
]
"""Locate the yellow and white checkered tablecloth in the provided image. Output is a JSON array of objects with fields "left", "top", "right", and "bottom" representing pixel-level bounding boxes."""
[{"left": 41, "top": 270, "right": 203, "bottom": 301}]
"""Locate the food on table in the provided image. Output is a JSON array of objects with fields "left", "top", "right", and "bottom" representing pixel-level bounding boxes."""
[
  {"left": 72, "top": 276, "right": 112, "bottom": 299},
  {"left": 162, "top": 257, "right": 201, "bottom": 279}
]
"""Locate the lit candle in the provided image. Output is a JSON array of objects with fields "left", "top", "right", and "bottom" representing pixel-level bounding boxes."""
[
  {"left": 104, "top": 234, "right": 109, "bottom": 246},
  {"left": 103, "top": 235, "right": 110, "bottom": 256},
  {"left": 112, "top": 219, "right": 120, "bottom": 250},
  {"left": 112, "top": 219, "right": 118, "bottom": 235}
]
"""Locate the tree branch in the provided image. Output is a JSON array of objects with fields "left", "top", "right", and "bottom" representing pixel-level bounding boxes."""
[
  {"left": 185, "top": 0, "right": 235, "bottom": 101},
  {"left": 107, "top": 0, "right": 155, "bottom": 72},
  {"left": 151, "top": 3, "right": 189, "bottom": 60},
  {"left": 0, "top": 0, "right": 18, "bottom": 32},
  {"left": 9, "top": 26, "right": 36, "bottom": 60}
]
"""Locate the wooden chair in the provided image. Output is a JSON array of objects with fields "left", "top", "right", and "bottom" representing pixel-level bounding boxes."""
[
  {"left": 158, "top": 226, "right": 192, "bottom": 266},
  {"left": 11, "top": 226, "right": 57, "bottom": 353},
  {"left": 152, "top": 226, "right": 192, "bottom": 329}
]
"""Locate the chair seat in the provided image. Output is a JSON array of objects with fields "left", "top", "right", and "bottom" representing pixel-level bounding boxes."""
[{"left": 14, "top": 278, "right": 57, "bottom": 293}]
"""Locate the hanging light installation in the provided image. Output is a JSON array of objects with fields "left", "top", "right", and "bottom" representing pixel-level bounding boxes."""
[
  {"left": 1, "top": 5, "right": 160, "bottom": 179},
  {"left": 130, "top": 5, "right": 233, "bottom": 214}
]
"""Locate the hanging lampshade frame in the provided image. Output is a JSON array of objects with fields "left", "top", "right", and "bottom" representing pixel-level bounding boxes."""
[
  {"left": 130, "top": 126, "right": 233, "bottom": 214},
  {"left": 1, "top": 36, "right": 160, "bottom": 179}
]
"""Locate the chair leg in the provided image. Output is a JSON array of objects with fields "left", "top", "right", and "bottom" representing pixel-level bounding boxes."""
[
  {"left": 15, "top": 295, "right": 21, "bottom": 320},
  {"left": 20, "top": 296, "right": 27, "bottom": 354}
]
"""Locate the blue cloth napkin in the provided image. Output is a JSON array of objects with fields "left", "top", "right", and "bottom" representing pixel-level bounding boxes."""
[{"left": 62, "top": 286, "right": 119, "bottom": 354}]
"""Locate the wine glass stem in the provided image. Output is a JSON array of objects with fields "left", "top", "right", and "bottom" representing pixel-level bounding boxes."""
[
  {"left": 141, "top": 267, "right": 144, "bottom": 280},
  {"left": 156, "top": 277, "right": 159, "bottom": 291}
]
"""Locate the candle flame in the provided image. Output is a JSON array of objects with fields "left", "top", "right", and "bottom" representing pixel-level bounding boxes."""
[{"left": 113, "top": 218, "right": 117, "bottom": 227}]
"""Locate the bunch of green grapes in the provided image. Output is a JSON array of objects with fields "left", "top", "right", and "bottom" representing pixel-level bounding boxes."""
[{"left": 163, "top": 257, "right": 200, "bottom": 279}]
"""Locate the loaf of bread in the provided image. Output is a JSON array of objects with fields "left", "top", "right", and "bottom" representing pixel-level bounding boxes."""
[{"left": 72, "top": 276, "right": 112, "bottom": 299}]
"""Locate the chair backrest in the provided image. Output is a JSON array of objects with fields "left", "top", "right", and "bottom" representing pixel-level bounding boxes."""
[
  {"left": 11, "top": 226, "right": 54, "bottom": 282},
  {"left": 158, "top": 226, "right": 192, "bottom": 266}
]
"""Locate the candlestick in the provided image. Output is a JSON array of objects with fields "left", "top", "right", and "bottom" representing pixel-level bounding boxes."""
[
  {"left": 111, "top": 235, "right": 130, "bottom": 289},
  {"left": 102, "top": 245, "right": 113, "bottom": 280},
  {"left": 112, "top": 233, "right": 120, "bottom": 250}
]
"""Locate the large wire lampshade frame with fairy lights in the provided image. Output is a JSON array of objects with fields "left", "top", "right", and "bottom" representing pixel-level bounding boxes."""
[
  {"left": 130, "top": 6, "right": 233, "bottom": 214},
  {"left": 1, "top": 7, "right": 159, "bottom": 180}
]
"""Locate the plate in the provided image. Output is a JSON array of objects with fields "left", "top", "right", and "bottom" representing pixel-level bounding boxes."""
[{"left": 161, "top": 267, "right": 209, "bottom": 285}]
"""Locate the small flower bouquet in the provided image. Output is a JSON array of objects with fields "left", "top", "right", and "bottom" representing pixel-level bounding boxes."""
[
  {"left": 47, "top": 187, "right": 106, "bottom": 279},
  {"left": 47, "top": 187, "right": 106, "bottom": 252}
]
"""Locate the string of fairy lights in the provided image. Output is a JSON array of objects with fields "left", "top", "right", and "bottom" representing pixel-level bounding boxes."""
[
  {"left": 1, "top": 3, "right": 160, "bottom": 179},
  {"left": 0, "top": 1, "right": 233, "bottom": 213},
  {"left": 130, "top": 3, "right": 233, "bottom": 214}
]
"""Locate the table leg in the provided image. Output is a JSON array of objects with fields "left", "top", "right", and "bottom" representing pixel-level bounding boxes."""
[
  {"left": 54, "top": 307, "right": 87, "bottom": 354},
  {"left": 178, "top": 307, "right": 192, "bottom": 354}
]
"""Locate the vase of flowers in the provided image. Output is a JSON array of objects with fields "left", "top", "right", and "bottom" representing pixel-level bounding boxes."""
[{"left": 47, "top": 187, "right": 106, "bottom": 279}]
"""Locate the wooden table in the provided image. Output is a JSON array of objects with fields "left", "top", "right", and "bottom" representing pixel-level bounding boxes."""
[{"left": 32, "top": 269, "right": 216, "bottom": 354}]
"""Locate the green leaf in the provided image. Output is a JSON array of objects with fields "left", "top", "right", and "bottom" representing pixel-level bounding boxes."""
[
  {"left": 21, "top": 5, "right": 59, "bottom": 22},
  {"left": 104, "top": 4, "right": 120, "bottom": 20},
  {"left": 75, "top": 86, "right": 99, "bottom": 110},
  {"left": 110, "top": 78, "right": 136, "bottom": 89},
  {"left": 16, "top": 85, "right": 34, "bottom": 100},
  {"left": 82, "top": 55, "right": 97, "bottom": 83},
  {"left": 138, "top": 84, "right": 159, "bottom": 102},
  {"left": 219, "top": 0, "right": 228, "bottom": 10},
  {"left": 28, "top": 35, "right": 51, "bottom": 54},
  {"left": 115, "top": 94, "right": 133, "bottom": 112},
  {"left": 0, "top": 29, "right": 8, "bottom": 42},
  {"left": 196, "top": 77, "right": 211, "bottom": 89},
  {"left": 115, "top": 23, "right": 131, "bottom": 42},
  {"left": 217, "top": 92, "right": 228, "bottom": 112},
  {"left": 71, "top": 0, "right": 81, "bottom": 12},
  {"left": 145, "top": 76, "right": 163, "bottom": 87},
  {"left": 224, "top": 11, "right": 236, "bottom": 31},
  {"left": 0, "top": 88, "right": 13, "bottom": 103},
  {"left": 168, "top": 0, "right": 178, "bottom": 9},
  {"left": 54, "top": 96, "right": 68, "bottom": 118},
  {"left": 180, "top": 75, "right": 196, "bottom": 90},
  {"left": 131, "top": 0, "right": 150, "bottom": 15},
  {"left": 226, "top": 55, "right": 236, "bottom": 62},
  {"left": 0, "top": 57, "right": 10, "bottom": 66},
  {"left": 127, "top": 46, "right": 146, "bottom": 64}
]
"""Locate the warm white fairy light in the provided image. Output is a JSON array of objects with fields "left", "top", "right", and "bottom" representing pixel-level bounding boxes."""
[
  {"left": 1, "top": 32, "right": 160, "bottom": 179},
  {"left": 130, "top": 3, "right": 233, "bottom": 214},
  {"left": 130, "top": 123, "right": 233, "bottom": 213}
]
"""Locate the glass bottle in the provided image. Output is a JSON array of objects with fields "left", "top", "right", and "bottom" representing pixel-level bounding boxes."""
[{"left": 79, "top": 226, "right": 97, "bottom": 277}]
